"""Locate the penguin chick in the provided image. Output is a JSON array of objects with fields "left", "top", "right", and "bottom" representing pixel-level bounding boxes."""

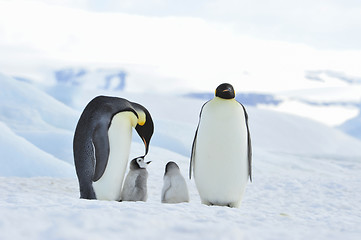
[
  {"left": 120, "top": 157, "right": 150, "bottom": 201},
  {"left": 161, "top": 161, "right": 189, "bottom": 203}
]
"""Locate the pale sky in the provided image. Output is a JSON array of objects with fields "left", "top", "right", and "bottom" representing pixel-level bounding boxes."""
[
  {"left": 0, "top": 0, "right": 360, "bottom": 94},
  {"left": 24, "top": 0, "right": 361, "bottom": 50},
  {"left": 0, "top": 0, "right": 361, "bottom": 126}
]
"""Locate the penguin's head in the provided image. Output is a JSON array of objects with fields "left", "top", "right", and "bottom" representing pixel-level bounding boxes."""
[
  {"left": 215, "top": 83, "right": 235, "bottom": 99},
  {"left": 134, "top": 108, "right": 154, "bottom": 156},
  {"left": 164, "top": 161, "right": 180, "bottom": 175},
  {"left": 130, "top": 157, "right": 151, "bottom": 170}
]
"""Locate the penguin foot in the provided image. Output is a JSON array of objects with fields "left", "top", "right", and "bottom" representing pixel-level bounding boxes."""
[
  {"left": 80, "top": 193, "right": 97, "bottom": 200},
  {"left": 79, "top": 186, "right": 97, "bottom": 200},
  {"left": 202, "top": 200, "right": 239, "bottom": 208},
  {"left": 201, "top": 200, "right": 213, "bottom": 206}
]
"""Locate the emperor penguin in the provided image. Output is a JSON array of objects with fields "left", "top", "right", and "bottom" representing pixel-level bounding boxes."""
[
  {"left": 73, "top": 95, "right": 154, "bottom": 200},
  {"left": 161, "top": 161, "right": 189, "bottom": 204},
  {"left": 120, "top": 157, "right": 150, "bottom": 202},
  {"left": 189, "top": 83, "right": 252, "bottom": 208}
]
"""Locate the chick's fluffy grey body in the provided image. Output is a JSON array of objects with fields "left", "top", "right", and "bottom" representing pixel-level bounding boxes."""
[{"left": 121, "top": 158, "right": 149, "bottom": 201}]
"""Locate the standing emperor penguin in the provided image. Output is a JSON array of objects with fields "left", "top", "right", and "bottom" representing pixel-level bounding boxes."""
[
  {"left": 161, "top": 161, "right": 189, "bottom": 204},
  {"left": 73, "top": 96, "right": 154, "bottom": 200},
  {"left": 189, "top": 83, "right": 252, "bottom": 208},
  {"left": 120, "top": 157, "right": 150, "bottom": 202}
]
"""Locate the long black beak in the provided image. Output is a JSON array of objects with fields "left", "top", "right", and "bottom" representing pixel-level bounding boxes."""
[{"left": 146, "top": 161, "right": 151, "bottom": 164}]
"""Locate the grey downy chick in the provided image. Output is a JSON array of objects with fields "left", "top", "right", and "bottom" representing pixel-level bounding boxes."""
[
  {"left": 120, "top": 157, "right": 150, "bottom": 201},
  {"left": 161, "top": 161, "right": 189, "bottom": 203}
]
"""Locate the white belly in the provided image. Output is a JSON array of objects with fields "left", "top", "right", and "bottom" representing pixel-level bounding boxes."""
[
  {"left": 194, "top": 98, "right": 249, "bottom": 207},
  {"left": 93, "top": 112, "right": 137, "bottom": 200}
]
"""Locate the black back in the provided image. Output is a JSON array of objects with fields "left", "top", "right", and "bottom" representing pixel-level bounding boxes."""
[{"left": 165, "top": 161, "right": 180, "bottom": 175}]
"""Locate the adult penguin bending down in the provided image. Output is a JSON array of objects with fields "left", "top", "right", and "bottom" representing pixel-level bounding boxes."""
[
  {"left": 73, "top": 96, "right": 154, "bottom": 200},
  {"left": 189, "top": 83, "right": 252, "bottom": 208}
]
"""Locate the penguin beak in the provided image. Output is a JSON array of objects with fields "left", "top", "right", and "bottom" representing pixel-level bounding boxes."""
[
  {"left": 223, "top": 88, "right": 232, "bottom": 92},
  {"left": 142, "top": 137, "right": 148, "bottom": 152},
  {"left": 146, "top": 161, "right": 151, "bottom": 164}
]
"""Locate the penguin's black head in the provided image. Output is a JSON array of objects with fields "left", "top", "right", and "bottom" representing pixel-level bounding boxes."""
[
  {"left": 134, "top": 107, "right": 154, "bottom": 156},
  {"left": 215, "top": 83, "right": 235, "bottom": 99},
  {"left": 130, "top": 157, "right": 151, "bottom": 170},
  {"left": 165, "top": 161, "right": 179, "bottom": 175}
]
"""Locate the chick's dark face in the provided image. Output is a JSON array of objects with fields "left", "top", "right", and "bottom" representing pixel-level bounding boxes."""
[{"left": 215, "top": 83, "right": 235, "bottom": 99}]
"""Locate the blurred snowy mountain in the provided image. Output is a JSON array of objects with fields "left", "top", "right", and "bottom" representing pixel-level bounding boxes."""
[
  {"left": 0, "top": 73, "right": 79, "bottom": 164},
  {"left": 305, "top": 70, "right": 361, "bottom": 84},
  {"left": 339, "top": 112, "right": 361, "bottom": 140},
  {"left": 2, "top": 71, "right": 361, "bottom": 178},
  {"left": 6, "top": 65, "right": 361, "bottom": 144},
  {"left": 0, "top": 121, "right": 74, "bottom": 177},
  {"left": 185, "top": 92, "right": 282, "bottom": 106},
  {"left": 45, "top": 68, "right": 127, "bottom": 106},
  {"left": 24, "top": 65, "right": 361, "bottom": 133},
  {"left": 186, "top": 69, "right": 361, "bottom": 137}
]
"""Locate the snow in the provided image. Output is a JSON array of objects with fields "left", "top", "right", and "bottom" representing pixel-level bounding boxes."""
[
  {"left": 339, "top": 113, "right": 361, "bottom": 140},
  {"left": 260, "top": 99, "right": 359, "bottom": 126},
  {"left": 0, "top": 121, "right": 74, "bottom": 177},
  {"left": 0, "top": 73, "right": 79, "bottom": 163},
  {"left": 0, "top": 0, "right": 360, "bottom": 238},
  {"left": 1, "top": 145, "right": 360, "bottom": 240},
  {"left": 1, "top": 73, "right": 361, "bottom": 239}
]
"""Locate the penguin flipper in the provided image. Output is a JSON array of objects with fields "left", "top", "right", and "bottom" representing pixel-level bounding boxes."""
[
  {"left": 189, "top": 127, "right": 198, "bottom": 179},
  {"left": 135, "top": 173, "right": 147, "bottom": 189},
  {"left": 245, "top": 110, "right": 253, "bottom": 182},
  {"left": 92, "top": 124, "right": 110, "bottom": 182},
  {"left": 161, "top": 179, "right": 171, "bottom": 202},
  {"left": 239, "top": 103, "right": 252, "bottom": 182},
  {"left": 189, "top": 101, "right": 208, "bottom": 179},
  {"left": 135, "top": 174, "right": 148, "bottom": 201}
]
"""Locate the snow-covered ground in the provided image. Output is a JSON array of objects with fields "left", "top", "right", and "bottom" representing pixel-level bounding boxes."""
[
  {"left": 1, "top": 73, "right": 361, "bottom": 239},
  {"left": 1, "top": 149, "right": 360, "bottom": 240}
]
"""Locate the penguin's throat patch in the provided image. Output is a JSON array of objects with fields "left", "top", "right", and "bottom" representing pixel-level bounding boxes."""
[{"left": 137, "top": 111, "right": 146, "bottom": 126}]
